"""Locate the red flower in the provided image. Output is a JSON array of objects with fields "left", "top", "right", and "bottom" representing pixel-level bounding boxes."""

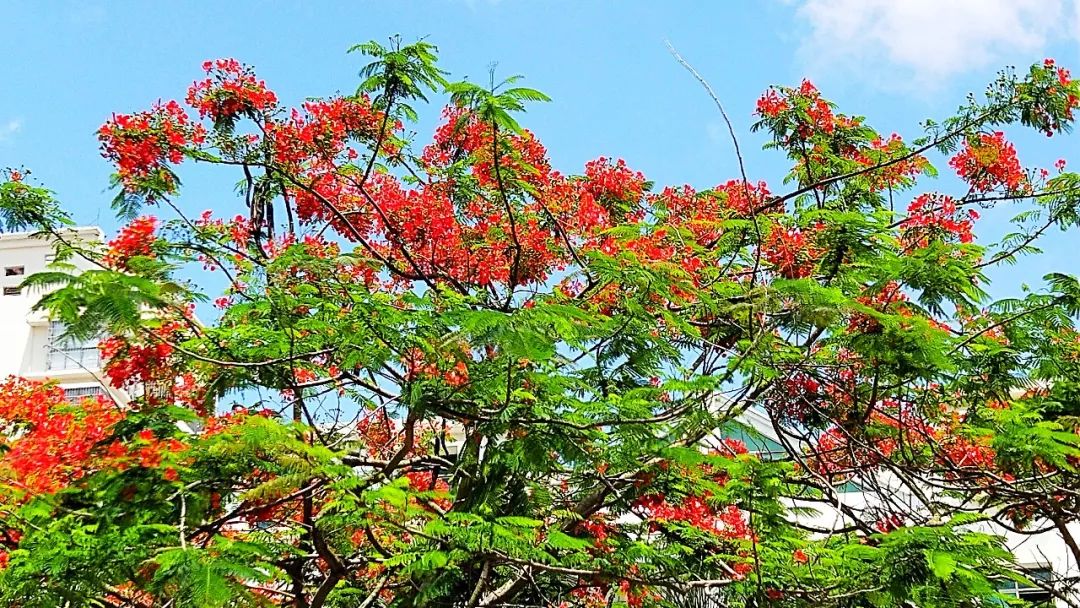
[
  {"left": 732, "top": 561, "right": 754, "bottom": 580},
  {"left": 756, "top": 89, "right": 789, "bottom": 118},
  {"left": 798, "top": 80, "right": 835, "bottom": 134},
  {"left": 0, "top": 379, "right": 125, "bottom": 495},
  {"left": 582, "top": 157, "right": 647, "bottom": 205},
  {"left": 901, "top": 194, "right": 976, "bottom": 248},
  {"left": 763, "top": 224, "right": 823, "bottom": 279},
  {"left": 98, "top": 100, "right": 205, "bottom": 194},
  {"left": 720, "top": 438, "right": 749, "bottom": 456},
  {"left": 104, "top": 216, "right": 158, "bottom": 270},
  {"left": 99, "top": 321, "right": 184, "bottom": 389},
  {"left": 949, "top": 132, "right": 1027, "bottom": 193},
  {"left": 186, "top": 58, "right": 278, "bottom": 121},
  {"left": 853, "top": 134, "right": 929, "bottom": 192},
  {"left": 715, "top": 180, "right": 771, "bottom": 216}
]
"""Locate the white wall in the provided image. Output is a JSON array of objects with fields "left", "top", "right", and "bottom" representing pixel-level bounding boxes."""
[{"left": 0, "top": 228, "right": 105, "bottom": 388}]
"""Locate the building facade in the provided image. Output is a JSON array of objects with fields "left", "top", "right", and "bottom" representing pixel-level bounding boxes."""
[
  {"left": 0, "top": 227, "right": 115, "bottom": 402},
  {"left": 728, "top": 408, "right": 1078, "bottom": 606}
]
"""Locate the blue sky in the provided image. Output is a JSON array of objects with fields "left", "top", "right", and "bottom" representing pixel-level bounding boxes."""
[{"left": 2, "top": 0, "right": 1079, "bottom": 292}]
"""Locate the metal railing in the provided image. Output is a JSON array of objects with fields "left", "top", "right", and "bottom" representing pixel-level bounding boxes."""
[{"left": 62, "top": 386, "right": 106, "bottom": 401}]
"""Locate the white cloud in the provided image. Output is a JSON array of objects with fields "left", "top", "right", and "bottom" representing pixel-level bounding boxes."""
[
  {"left": 0, "top": 119, "right": 21, "bottom": 144},
  {"left": 792, "top": 0, "right": 1074, "bottom": 88}
]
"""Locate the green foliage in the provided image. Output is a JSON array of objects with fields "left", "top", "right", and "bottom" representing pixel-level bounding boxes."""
[
  {"left": 0, "top": 173, "right": 72, "bottom": 233},
  {"left": 5, "top": 41, "right": 1080, "bottom": 608}
]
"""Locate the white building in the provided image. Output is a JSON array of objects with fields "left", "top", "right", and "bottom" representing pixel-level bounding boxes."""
[
  {"left": 729, "top": 408, "right": 1078, "bottom": 606},
  {"left": 0, "top": 227, "right": 116, "bottom": 402}
]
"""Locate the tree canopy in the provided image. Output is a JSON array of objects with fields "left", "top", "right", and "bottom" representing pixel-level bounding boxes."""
[{"left": 2, "top": 39, "right": 1080, "bottom": 608}]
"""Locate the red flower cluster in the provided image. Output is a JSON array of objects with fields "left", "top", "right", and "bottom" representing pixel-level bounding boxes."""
[
  {"left": 938, "top": 435, "right": 998, "bottom": 473},
  {"left": 755, "top": 80, "right": 835, "bottom": 135},
  {"left": 808, "top": 395, "right": 1009, "bottom": 486},
  {"left": 186, "top": 58, "right": 278, "bottom": 121},
  {"left": 195, "top": 210, "right": 254, "bottom": 252},
  {"left": 171, "top": 372, "right": 209, "bottom": 416},
  {"left": 847, "top": 281, "right": 910, "bottom": 333},
  {"left": 756, "top": 88, "right": 789, "bottom": 118},
  {"left": 1041, "top": 58, "right": 1080, "bottom": 129},
  {"left": 772, "top": 372, "right": 825, "bottom": 422},
  {"left": 632, "top": 493, "right": 752, "bottom": 539},
  {"left": 116, "top": 63, "right": 846, "bottom": 297},
  {"left": 0, "top": 378, "right": 124, "bottom": 495},
  {"left": 715, "top": 179, "right": 771, "bottom": 216},
  {"left": 99, "top": 428, "right": 187, "bottom": 478},
  {"left": 1049, "top": 58, "right": 1074, "bottom": 86},
  {"left": 420, "top": 105, "right": 483, "bottom": 165},
  {"left": 99, "top": 338, "right": 173, "bottom": 388},
  {"left": 798, "top": 80, "right": 835, "bottom": 134},
  {"left": 718, "top": 437, "right": 749, "bottom": 456},
  {"left": 647, "top": 180, "right": 772, "bottom": 251},
  {"left": 104, "top": 216, "right": 158, "bottom": 270},
  {"left": 271, "top": 96, "right": 389, "bottom": 170},
  {"left": 98, "top": 100, "right": 205, "bottom": 193},
  {"left": 290, "top": 107, "right": 565, "bottom": 287},
  {"left": 404, "top": 470, "right": 452, "bottom": 510},
  {"left": 949, "top": 132, "right": 1027, "bottom": 193},
  {"left": 902, "top": 193, "right": 978, "bottom": 249},
  {"left": 98, "top": 321, "right": 184, "bottom": 389},
  {"left": 812, "top": 426, "right": 889, "bottom": 476},
  {"left": 856, "top": 134, "right": 930, "bottom": 192},
  {"left": 932, "top": 412, "right": 1001, "bottom": 477},
  {"left": 763, "top": 224, "right": 823, "bottom": 279},
  {"left": 355, "top": 412, "right": 398, "bottom": 459},
  {"left": 874, "top": 514, "right": 905, "bottom": 533},
  {"left": 579, "top": 517, "right": 614, "bottom": 551},
  {"left": 402, "top": 346, "right": 470, "bottom": 388},
  {"left": 581, "top": 156, "right": 647, "bottom": 205}
]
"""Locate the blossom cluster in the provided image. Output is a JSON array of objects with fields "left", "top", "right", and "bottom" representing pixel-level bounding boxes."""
[
  {"left": 902, "top": 194, "right": 978, "bottom": 248},
  {"left": 103, "top": 215, "right": 158, "bottom": 270},
  {"left": 186, "top": 58, "right": 278, "bottom": 122},
  {"left": 949, "top": 132, "right": 1027, "bottom": 193},
  {"left": 98, "top": 101, "right": 206, "bottom": 193}
]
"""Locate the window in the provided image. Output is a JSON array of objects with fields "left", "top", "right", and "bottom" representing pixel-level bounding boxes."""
[
  {"left": 998, "top": 567, "right": 1055, "bottom": 605},
  {"left": 62, "top": 386, "right": 106, "bottom": 401},
  {"left": 4, "top": 266, "right": 24, "bottom": 276},
  {"left": 2, "top": 286, "right": 20, "bottom": 296},
  {"left": 46, "top": 321, "right": 101, "bottom": 372}
]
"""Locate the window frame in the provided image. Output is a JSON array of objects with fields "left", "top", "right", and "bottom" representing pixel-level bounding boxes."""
[
  {"left": 46, "top": 321, "right": 102, "bottom": 372},
  {"left": 997, "top": 566, "right": 1055, "bottom": 605}
]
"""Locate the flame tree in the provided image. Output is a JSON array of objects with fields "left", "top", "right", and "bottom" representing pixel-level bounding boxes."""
[{"left": 1, "top": 39, "right": 1080, "bottom": 608}]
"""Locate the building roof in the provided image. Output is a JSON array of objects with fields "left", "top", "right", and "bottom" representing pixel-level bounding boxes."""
[{"left": 0, "top": 227, "right": 104, "bottom": 251}]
